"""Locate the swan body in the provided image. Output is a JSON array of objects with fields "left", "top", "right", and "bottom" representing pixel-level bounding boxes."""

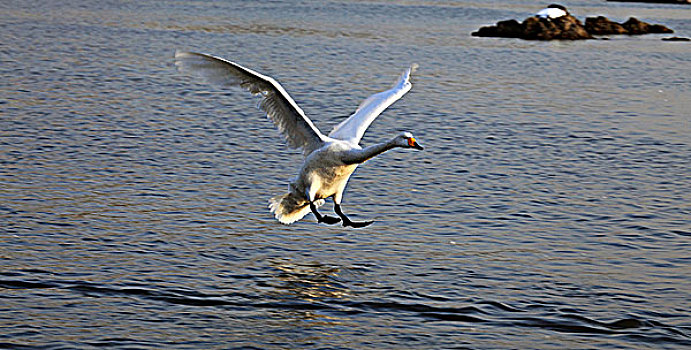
[
  {"left": 536, "top": 4, "right": 568, "bottom": 19},
  {"left": 174, "top": 51, "right": 422, "bottom": 227}
]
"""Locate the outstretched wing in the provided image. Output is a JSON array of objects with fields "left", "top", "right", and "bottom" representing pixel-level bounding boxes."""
[
  {"left": 174, "top": 51, "right": 326, "bottom": 154},
  {"left": 328, "top": 64, "right": 417, "bottom": 144}
]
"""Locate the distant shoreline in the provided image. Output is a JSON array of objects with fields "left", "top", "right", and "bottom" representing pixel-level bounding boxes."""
[{"left": 607, "top": 0, "right": 690, "bottom": 4}]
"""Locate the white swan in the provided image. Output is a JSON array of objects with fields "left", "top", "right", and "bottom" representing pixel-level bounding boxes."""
[
  {"left": 536, "top": 4, "right": 568, "bottom": 19},
  {"left": 174, "top": 51, "right": 423, "bottom": 227}
]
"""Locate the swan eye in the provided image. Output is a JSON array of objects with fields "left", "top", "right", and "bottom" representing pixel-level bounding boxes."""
[{"left": 407, "top": 137, "right": 416, "bottom": 147}]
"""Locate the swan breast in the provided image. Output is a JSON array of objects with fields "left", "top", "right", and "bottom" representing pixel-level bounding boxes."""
[{"left": 300, "top": 142, "right": 360, "bottom": 199}]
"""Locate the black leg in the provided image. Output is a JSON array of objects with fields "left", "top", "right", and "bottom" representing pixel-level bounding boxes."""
[
  {"left": 310, "top": 201, "right": 341, "bottom": 225},
  {"left": 334, "top": 204, "right": 373, "bottom": 228}
]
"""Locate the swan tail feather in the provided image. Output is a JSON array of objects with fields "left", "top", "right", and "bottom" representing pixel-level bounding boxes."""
[{"left": 268, "top": 193, "right": 323, "bottom": 224}]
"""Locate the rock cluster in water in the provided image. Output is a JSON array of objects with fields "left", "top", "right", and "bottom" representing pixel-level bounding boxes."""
[
  {"left": 472, "top": 15, "right": 593, "bottom": 40},
  {"left": 472, "top": 6, "right": 674, "bottom": 40}
]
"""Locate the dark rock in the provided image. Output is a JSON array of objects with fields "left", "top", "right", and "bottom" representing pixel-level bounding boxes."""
[
  {"left": 662, "top": 36, "right": 690, "bottom": 41},
  {"left": 622, "top": 17, "right": 674, "bottom": 34},
  {"left": 524, "top": 16, "right": 593, "bottom": 40},
  {"left": 585, "top": 16, "right": 627, "bottom": 35},
  {"left": 648, "top": 24, "right": 674, "bottom": 33},
  {"left": 553, "top": 15, "right": 594, "bottom": 40},
  {"left": 518, "top": 17, "right": 554, "bottom": 40},
  {"left": 623, "top": 17, "right": 650, "bottom": 35},
  {"left": 472, "top": 19, "right": 523, "bottom": 38}
]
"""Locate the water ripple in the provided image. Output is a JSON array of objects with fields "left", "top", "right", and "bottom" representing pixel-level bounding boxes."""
[{"left": 2, "top": 277, "right": 689, "bottom": 347}]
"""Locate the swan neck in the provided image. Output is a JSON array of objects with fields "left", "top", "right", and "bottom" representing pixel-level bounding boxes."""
[{"left": 346, "top": 139, "right": 398, "bottom": 164}]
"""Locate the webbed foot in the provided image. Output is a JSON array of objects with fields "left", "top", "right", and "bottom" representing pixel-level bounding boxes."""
[
  {"left": 334, "top": 203, "right": 374, "bottom": 228},
  {"left": 310, "top": 201, "right": 341, "bottom": 225},
  {"left": 342, "top": 219, "right": 374, "bottom": 228},
  {"left": 318, "top": 215, "right": 342, "bottom": 225}
]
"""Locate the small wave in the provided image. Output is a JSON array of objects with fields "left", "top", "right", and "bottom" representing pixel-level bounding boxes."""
[
  {"left": 3, "top": 278, "right": 690, "bottom": 347},
  {"left": 0, "top": 280, "right": 59, "bottom": 289}
]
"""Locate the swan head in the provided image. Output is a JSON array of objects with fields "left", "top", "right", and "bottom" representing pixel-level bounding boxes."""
[{"left": 395, "top": 132, "right": 424, "bottom": 150}]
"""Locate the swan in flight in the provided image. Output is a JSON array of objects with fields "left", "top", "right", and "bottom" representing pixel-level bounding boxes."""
[{"left": 174, "top": 51, "right": 423, "bottom": 227}]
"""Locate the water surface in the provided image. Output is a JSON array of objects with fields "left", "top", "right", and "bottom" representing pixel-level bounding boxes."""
[{"left": 1, "top": 0, "right": 690, "bottom": 348}]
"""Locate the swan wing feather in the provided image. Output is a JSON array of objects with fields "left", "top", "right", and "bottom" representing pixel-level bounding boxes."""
[
  {"left": 174, "top": 51, "right": 325, "bottom": 154},
  {"left": 328, "top": 64, "right": 416, "bottom": 144}
]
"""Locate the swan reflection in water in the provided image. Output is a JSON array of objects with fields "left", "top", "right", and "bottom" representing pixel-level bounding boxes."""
[{"left": 269, "top": 260, "right": 351, "bottom": 301}]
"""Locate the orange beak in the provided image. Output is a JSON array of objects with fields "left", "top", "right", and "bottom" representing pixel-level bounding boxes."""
[{"left": 408, "top": 137, "right": 424, "bottom": 150}]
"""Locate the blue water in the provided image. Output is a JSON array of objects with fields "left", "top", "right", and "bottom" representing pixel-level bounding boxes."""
[{"left": 1, "top": 0, "right": 690, "bottom": 348}]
